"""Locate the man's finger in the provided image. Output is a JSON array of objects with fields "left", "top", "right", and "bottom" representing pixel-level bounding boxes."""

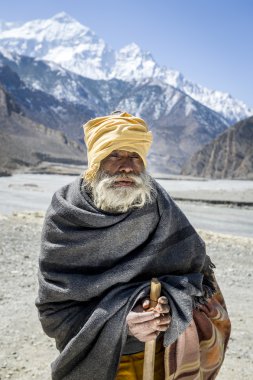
[
  {"left": 156, "top": 315, "right": 171, "bottom": 325},
  {"left": 127, "top": 310, "right": 160, "bottom": 324},
  {"left": 132, "top": 319, "right": 159, "bottom": 333},
  {"left": 142, "top": 299, "right": 150, "bottom": 309},
  {"left": 157, "top": 296, "right": 168, "bottom": 304},
  {"left": 156, "top": 324, "right": 170, "bottom": 332},
  {"left": 155, "top": 304, "right": 170, "bottom": 314},
  {"left": 136, "top": 331, "right": 159, "bottom": 342}
]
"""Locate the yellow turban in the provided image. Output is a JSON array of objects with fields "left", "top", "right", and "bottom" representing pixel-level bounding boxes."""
[{"left": 83, "top": 112, "right": 153, "bottom": 182}]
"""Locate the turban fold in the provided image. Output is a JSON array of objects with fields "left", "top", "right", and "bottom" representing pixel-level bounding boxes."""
[{"left": 83, "top": 112, "right": 153, "bottom": 181}]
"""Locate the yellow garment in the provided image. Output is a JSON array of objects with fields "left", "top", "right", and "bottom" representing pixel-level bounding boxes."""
[
  {"left": 83, "top": 112, "right": 153, "bottom": 182},
  {"left": 115, "top": 341, "right": 165, "bottom": 380}
]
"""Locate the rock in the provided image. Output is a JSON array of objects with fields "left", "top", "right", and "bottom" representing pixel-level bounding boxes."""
[
  {"left": 181, "top": 116, "right": 253, "bottom": 179},
  {"left": 0, "top": 169, "right": 12, "bottom": 176}
]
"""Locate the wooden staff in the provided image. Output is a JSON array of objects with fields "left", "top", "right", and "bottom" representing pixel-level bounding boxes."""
[{"left": 143, "top": 278, "right": 161, "bottom": 380}]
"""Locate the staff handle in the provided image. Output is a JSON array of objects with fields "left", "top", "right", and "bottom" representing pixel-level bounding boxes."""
[{"left": 142, "top": 278, "right": 161, "bottom": 380}]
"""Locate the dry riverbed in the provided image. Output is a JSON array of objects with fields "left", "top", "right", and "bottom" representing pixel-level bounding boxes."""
[{"left": 0, "top": 212, "right": 252, "bottom": 379}]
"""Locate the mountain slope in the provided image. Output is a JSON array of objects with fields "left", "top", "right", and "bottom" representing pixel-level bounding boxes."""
[
  {"left": 116, "top": 78, "right": 229, "bottom": 173},
  {"left": 0, "top": 50, "right": 130, "bottom": 112},
  {"left": 181, "top": 116, "right": 253, "bottom": 179},
  {"left": 0, "top": 13, "right": 252, "bottom": 123},
  {"left": 111, "top": 43, "right": 253, "bottom": 124},
  {"left": 0, "top": 56, "right": 229, "bottom": 174},
  {"left": 0, "top": 61, "right": 96, "bottom": 142},
  {"left": 0, "top": 86, "right": 86, "bottom": 173}
]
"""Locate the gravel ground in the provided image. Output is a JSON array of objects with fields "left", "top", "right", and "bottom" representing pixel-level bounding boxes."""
[{"left": 0, "top": 212, "right": 252, "bottom": 380}]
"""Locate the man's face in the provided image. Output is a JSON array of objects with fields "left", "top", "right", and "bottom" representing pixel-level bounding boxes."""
[
  {"left": 100, "top": 150, "right": 145, "bottom": 187},
  {"left": 85, "top": 150, "right": 154, "bottom": 213}
]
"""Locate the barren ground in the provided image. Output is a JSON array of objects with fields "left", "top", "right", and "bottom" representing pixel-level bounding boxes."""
[{"left": 0, "top": 212, "right": 252, "bottom": 379}]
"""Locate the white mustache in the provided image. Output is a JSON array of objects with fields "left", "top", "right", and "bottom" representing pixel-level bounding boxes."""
[
  {"left": 87, "top": 170, "right": 156, "bottom": 213},
  {"left": 101, "top": 173, "right": 144, "bottom": 187}
]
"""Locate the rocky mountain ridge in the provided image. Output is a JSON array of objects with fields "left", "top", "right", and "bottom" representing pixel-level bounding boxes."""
[
  {"left": 0, "top": 12, "right": 252, "bottom": 124},
  {"left": 182, "top": 116, "right": 253, "bottom": 179},
  {"left": 0, "top": 54, "right": 229, "bottom": 174}
]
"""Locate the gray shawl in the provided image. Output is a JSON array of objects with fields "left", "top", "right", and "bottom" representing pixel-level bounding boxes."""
[{"left": 36, "top": 175, "right": 212, "bottom": 380}]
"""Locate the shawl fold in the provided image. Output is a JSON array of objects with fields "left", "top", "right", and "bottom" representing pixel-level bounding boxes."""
[{"left": 36, "top": 175, "right": 214, "bottom": 380}]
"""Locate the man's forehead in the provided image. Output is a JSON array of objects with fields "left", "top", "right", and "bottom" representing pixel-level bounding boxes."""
[{"left": 109, "top": 150, "right": 140, "bottom": 155}]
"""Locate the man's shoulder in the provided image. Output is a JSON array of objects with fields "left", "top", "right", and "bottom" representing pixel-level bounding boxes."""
[
  {"left": 148, "top": 176, "right": 172, "bottom": 200},
  {"left": 46, "top": 175, "right": 83, "bottom": 213},
  {"left": 53, "top": 175, "right": 82, "bottom": 196}
]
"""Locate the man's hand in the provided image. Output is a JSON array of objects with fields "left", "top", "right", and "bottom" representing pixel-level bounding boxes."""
[{"left": 126, "top": 296, "right": 171, "bottom": 342}]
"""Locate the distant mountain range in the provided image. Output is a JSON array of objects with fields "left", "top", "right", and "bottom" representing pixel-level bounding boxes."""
[
  {"left": 182, "top": 116, "right": 253, "bottom": 179},
  {"left": 0, "top": 12, "right": 252, "bottom": 178},
  {"left": 0, "top": 51, "right": 229, "bottom": 174},
  {"left": 0, "top": 12, "right": 252, "bottom": 124}
]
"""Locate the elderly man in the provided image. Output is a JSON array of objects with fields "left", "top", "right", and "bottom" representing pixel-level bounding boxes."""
[{"left": 36, "top": 112, "right": 231, "bottom": 380}]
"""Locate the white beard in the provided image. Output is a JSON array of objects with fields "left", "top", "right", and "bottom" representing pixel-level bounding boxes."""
[{"left": 84, "top": 170, "right": 156, "bottom": 213}]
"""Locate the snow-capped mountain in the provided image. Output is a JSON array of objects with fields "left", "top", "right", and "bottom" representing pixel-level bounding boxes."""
[
  {"left": 0, "top": 12, "right": 252, "bottom": 124},
  {"left": 111, "top": 43, "right": 253, "bottom": 124},
  {"left": 0, "top": 20, "right": 23, "bottom": 32},
  {"left": 0, "top": 12, "right": 114, "bottom": 79},
  {"left": 0, "top": 52, "right": 228, "bottom": 173}
]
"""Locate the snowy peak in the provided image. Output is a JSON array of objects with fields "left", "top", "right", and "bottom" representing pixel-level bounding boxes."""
[
  {"left": 118, "top": 42, "right": 151, "bottom": 59},
  {"left": 113, "top": 42, "right": 161, "bottom": 81},
  {"left": 0, "top": 12, "right": 252, "bottom": 123},
  {"left": 116, "top": 42, "right": 158, "bottom": 70},
  {"left": 0, "top": 12, "right": 92, "bottom": 42},
  {"left": 0, "top": 20, "right": 23, "bottom": 32},
  {"left": 51, "top": 11, "right": 77, "bottom": 22},
  {"left": 0, "top": 13, "right": 114, "bottom": 79},
  {"left": 164, "top": 70, "right": 185, "bottom": 88},
  {"left": 111, "top": 43, "right": 253, "bottom": 123}
]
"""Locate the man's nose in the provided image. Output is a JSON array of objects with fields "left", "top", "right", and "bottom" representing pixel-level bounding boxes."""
[{"left": 118, "top": 159, "right": 134, "bottom": 173}]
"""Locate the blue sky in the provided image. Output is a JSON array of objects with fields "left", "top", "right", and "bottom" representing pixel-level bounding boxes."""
[{"left": 0, "top": 0, "right": 252, "bottom": 106}]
